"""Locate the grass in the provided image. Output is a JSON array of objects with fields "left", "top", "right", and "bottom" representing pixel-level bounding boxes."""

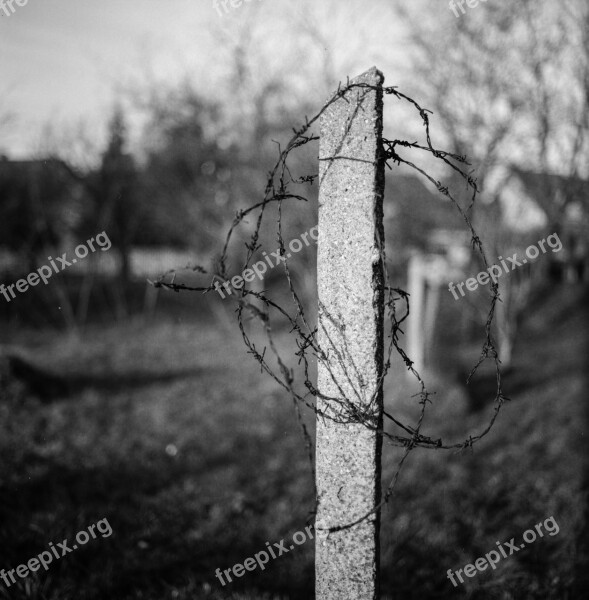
[{"left": 0, "top": 282, "right": 587, "bottom": 599}]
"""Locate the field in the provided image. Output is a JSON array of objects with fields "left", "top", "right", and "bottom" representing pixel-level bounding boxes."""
[{"left": 0, "top": 282, "right": 587, "bottom": 599}]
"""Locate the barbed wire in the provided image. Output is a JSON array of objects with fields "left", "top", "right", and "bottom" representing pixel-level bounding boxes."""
[{"left": 152, "top": 78, "right": 508, "bottom": 531}]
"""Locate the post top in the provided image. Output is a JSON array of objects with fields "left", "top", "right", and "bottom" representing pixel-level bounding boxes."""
[
  {"left": 350, "top": 66, "right": 384, "bottom": 86},
  {"left": 322, "top": 67, "right": 384, "bottom": 109}
]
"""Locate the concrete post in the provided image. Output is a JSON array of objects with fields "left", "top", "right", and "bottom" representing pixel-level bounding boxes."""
[{"left": 315, "top": 66, "right": 385, "bottom": 600}]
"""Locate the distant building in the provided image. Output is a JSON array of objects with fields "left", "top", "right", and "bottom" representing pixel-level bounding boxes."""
[
  {"left": 501, "top": 168, "right": 589, "bottom": 282},
  {"left": 383, "top": 171, "right": 472, "bottom": 286}
]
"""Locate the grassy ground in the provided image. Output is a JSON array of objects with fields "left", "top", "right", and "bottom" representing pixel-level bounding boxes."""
[
  {"left": 0, "top": 282, "right": 587, "bottom": 599},
  {"left": 379, "top": 282, "right": 588, "bottom": 599}
]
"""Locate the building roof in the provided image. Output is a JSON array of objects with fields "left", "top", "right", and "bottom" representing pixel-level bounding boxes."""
[
  {"left": 510, "top": 167, "right": 589, "bottom": 225},
  {"left": 0, "top": 156, "right": 77, "bottom": 179}
]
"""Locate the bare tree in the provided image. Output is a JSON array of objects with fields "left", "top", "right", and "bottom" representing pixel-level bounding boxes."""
[{"left": 392, "top": 0, "right": 589, "bottom": 364}]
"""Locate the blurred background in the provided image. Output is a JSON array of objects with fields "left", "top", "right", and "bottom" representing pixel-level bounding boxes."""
[{"left": 0, "top": 0, "right": 588, "bottom": 598}]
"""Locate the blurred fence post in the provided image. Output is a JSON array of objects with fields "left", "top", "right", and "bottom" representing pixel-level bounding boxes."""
[
  {"left": 315, "top": 66, "right": 385, "bottom": 599},
  {"left": 407, "top": 252, "right": 425, "bottom": 374}
]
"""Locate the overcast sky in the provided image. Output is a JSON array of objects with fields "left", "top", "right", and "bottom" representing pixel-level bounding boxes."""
[
  {"left": 1, "top": 0, "right": 218, "bottom": 155},
  {"left": 0, "top": 0, "right": 410, "bottom": 158}
]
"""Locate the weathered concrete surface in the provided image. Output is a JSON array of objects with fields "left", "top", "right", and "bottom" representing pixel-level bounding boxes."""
[{"left": 316, "top": 66, "right": 385, "bottom": 600}]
